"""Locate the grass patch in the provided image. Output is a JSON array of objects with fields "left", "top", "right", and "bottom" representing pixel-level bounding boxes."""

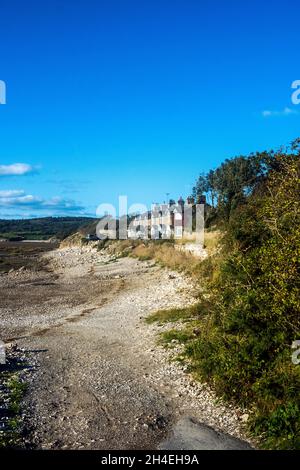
[
  {"left": 203, "top": 230, "right": 222, "bottom": 255},
  {"left": 159, "top": 329, "right": 193, "bottom": 348},
  {"left": 0, "top": 360, "right": 28, "bottom": 449},
  {"left": 146, "top": 304, "right": 200, "bottom": 325},
  {"left": 102, "top": 238, "right": 209, "bottom": 279},
  {"left": 6, "top": 377, "right": 27, "bottom": 414}
]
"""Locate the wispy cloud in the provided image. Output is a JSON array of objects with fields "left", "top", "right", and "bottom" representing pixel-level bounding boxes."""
[
  {"left": 262, "top": 107, "right": 298, "bottom": 117},
  {"left": 0, "top": 189, "right": 25, "bottom": 198},
  {"left": 0, "top": 163, "right": 37, "bottom": 176},
  {"left": 0, "top": 190, "right": 85, "bottom": 214}
]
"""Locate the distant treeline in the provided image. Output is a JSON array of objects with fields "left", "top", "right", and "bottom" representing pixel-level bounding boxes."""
[{"left": 0, "top": 216, "right": 97, "bottom": 240}]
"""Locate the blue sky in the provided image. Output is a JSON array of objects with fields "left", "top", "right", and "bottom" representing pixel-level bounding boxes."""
[{"left": 0, "top": 0, "right": 299, "bottom": 218}]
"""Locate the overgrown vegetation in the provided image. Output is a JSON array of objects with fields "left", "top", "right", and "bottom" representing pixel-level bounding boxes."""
[
  {"left": 0, "top": 361, "right": 28, "bottom": 449},
  {"left": 148, "top": 139, "right": 300, "bottom": 449}
]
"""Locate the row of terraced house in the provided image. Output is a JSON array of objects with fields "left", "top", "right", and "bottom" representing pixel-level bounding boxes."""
[{"left": 127, "top": 197, "right": 196, "bottom": 239}]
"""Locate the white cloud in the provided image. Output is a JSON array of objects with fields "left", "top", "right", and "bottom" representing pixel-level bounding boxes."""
[
  {"left": 0, "top": 193, "right": 41, "bottom": 206},
  {"left": 262, "top": 107, "right": 298, "bottom": 117},
  {"left": 0, "top": 189, "right": 84, "bottom": 214},
  {"left": 0, "top": 163, "right": 36, "bottom": 176},
  {"left": 0, "top": 190, "right": 25, "bottom": 197}
]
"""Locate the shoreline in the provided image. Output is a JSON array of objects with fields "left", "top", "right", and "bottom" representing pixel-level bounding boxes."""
[{"left": 1, "top": 244, "right": 254, "bottom": 449}]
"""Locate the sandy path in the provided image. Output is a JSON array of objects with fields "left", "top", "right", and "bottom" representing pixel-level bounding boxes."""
[{"left": 1, "top": 247, "right": 253, "bottom": 449}]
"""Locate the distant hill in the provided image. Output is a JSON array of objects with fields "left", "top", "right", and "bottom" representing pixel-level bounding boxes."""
[{"left": 0, "top": 216, "right": 98, "bottom": 240}]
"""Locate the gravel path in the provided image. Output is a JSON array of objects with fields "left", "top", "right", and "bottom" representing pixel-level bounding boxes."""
[{"left": 1, "top": 246, "right": 253, "bottom": 449}]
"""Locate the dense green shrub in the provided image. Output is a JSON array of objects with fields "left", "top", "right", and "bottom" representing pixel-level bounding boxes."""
[{"left": 186, "top": 143, "right": 300, "bottom": 448}]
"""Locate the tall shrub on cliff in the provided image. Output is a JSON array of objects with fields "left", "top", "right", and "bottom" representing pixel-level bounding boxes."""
[{"left": 187, "top": 142, "right": 300, "bottom": 449}]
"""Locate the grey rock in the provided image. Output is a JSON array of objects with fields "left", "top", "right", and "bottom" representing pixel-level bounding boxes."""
[{"left": 159, "top": 417, "right": 253, "bottom": 450}]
